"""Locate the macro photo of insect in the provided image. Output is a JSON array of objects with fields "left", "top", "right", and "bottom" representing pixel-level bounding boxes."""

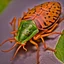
[{"left": 0, "top": 0, "right": 64, "bottom": 64}]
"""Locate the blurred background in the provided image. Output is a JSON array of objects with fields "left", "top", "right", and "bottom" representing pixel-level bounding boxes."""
[{"left": 0, "top": 0, "right": 64, "bottom": 64}]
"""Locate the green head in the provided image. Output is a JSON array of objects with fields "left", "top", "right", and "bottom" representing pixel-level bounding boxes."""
[{"left": 15, "top": 20, "right": 39, "bottom": 44}]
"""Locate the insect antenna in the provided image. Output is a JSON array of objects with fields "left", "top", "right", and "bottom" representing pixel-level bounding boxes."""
[
  {"left": 0, "top": 38, "right": 15, "bottom": 46},
  {"left": 10, "top": 45, "right": 22, "bottom": 61},
  {"left": 1, "top": 43, "right": 17, "bottom": 52}
]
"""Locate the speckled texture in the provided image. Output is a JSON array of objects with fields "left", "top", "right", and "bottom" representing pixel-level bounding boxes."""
[{"left": 0, "top": 0, "right": 64, "bottom": 64}]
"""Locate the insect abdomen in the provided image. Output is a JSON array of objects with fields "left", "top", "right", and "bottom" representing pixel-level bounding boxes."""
[{"left": 22, "top": 2, "right": 61, "bottom": 30}]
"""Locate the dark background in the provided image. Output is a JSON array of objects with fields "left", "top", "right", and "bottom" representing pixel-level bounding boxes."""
[{"left": 0, "top": 0, "right": 64, "bottom": 64}]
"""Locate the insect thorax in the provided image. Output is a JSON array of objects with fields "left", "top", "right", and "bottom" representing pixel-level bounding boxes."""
[{"left": 15, "top": 20, "right": 39, "bottom": 44}]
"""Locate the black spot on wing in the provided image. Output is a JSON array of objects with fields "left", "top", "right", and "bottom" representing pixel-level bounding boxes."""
[
  {"left": 49, "top": 21, "right": 53, "bottom": 23},
  {"left": 48, "top": 16, "right": 50, "bottom": 18}
]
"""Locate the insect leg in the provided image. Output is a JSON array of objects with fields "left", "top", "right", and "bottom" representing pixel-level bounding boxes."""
[
  {"left": 10, "top": 17, "right": 16, "bottom": 31},
  {"left": 47, "top": 23, "right": 58, "bottom": 33},
  {"left": 18, "top": 17, "right": 22, "bottom": 27},
  {"left": 40, "top": 37, "right": 56, "bottom": 52},
  {"left": 11, "top": 45, "right": 22, "bottom": 61},
  {"left": 1, "top": 43, "right": 17, "bottom": 52},
  {"left": 23, "top": 46, "right": 27, "bottom": 51},
  {"left": 33, "top": 30, "right": 61, "bottom": 41},
  {"left": 33, "top": 34, "right": 40, "bottom": 40},
  {"left": 10, "top": 30, "right": 17, "bottom": 34},
  {"left": 33, "top": 29, "right": 48, "bottom": 40},
  {"left": 58, "top": 17, "right": 64, "bottom": 23},
  {"left": 10, "top": 17, "right": 16, "bottom": 36},
  {"left": 40, "top": 32, "right": 62, "bottom": 51},
  {"left": 0, "top": 38, "right": 15, "bottom": 46},
  {"left": 30, "top": 39, "right": 39, "bottom": 64},
  {"left": 41, "top": 32, "right": 61, "bottom": 37}
]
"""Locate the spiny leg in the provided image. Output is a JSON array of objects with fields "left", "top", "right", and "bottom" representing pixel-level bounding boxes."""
[
  {"left": 0, "top": 38, "right": 15, "bottom": 46},
  {"left": 30, "top": 39, "right": 39, "bottom": 64},
  {"left": 11, "top": 45, "right": 22, "bottom": 61},
  {"left": 40, "top": 37, "right": 56, "bottom": 52},
  {"left": 1, "top": 43, "right": 17, "bottom": 52}
]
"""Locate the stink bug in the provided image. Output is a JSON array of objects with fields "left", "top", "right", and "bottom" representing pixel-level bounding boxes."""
[{"left": 0, "top": 1, "right": 64, "bottom": 64}]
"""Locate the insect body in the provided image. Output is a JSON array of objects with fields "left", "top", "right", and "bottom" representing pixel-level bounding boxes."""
[{"left": 0, "top": 1, "right": 64, "bottom": 64}]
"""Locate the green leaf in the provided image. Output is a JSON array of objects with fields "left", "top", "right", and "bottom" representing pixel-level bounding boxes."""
[
  {"left": 0, "top": 0, "right": 11, "bottom": 13},
  {"left": 54, "top": 30, "right": 64, "bottom": 63}
]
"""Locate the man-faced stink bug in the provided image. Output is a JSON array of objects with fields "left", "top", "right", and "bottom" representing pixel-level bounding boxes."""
[{"left": 0, "top": 1, "right": 64, "bottom": 64}]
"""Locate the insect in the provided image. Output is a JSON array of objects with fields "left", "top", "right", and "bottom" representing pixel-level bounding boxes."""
[{"left": 0, "top": 1, "right": 64, "bottom": 64}]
